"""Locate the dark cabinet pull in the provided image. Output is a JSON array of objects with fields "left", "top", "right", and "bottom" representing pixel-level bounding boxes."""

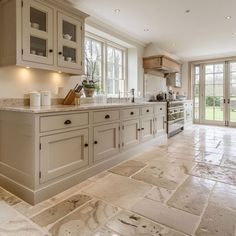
[
  {"left": 130, "top": 112, "right": 134, "bottom": 115},
  {"left": 49, "top": 49, "right": 53, "bottom": 53},
  {"left": 137, "top": 128, "right": 141, "bottom": 131},
  {"left": 84, "top": 143, "right": 89, "bottom": 147},
  {"left": 58, "top": 52, "right": 62, "bottom": 55},
  {"left": 160, "top": 108, "right": 163, "bottom": 110},
  {"left": 146, "top": 109, "right": 150, "bottom": 113},
  {"left": 94, "top": 141, "right": 98, "bottom": 144},
  {"left": 64, "top": 120, "right": 72, "bottom": 125},
  {"left": 105, "top": 115, "right": 110, "bottom": 119},
  {"left": 141, "top": 128, "right": 144, "bottom": 130}
]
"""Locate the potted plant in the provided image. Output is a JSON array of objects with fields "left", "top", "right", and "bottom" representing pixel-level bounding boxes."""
[{"left": 82, "top": 57, "right": 100, "bottom": 97}]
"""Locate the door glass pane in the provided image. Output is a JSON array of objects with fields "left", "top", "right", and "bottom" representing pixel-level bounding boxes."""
[
  {"left": 63, "top": 47, "right": 76, "bottom": 63},
  {"left": 230, "top": 63, "right": 236, "bottom": 122},
  {"left": 204, "top": 63, "right": 224, "bottom": 122},
  {"left": 30, "top": 36, "right": 47, "bottom": 57},
  {"left": 30, "top": 7, "right": 46, "bottom": 32},
  {"left": 63, "top": 21, "right": 76, "bottom": 42}
]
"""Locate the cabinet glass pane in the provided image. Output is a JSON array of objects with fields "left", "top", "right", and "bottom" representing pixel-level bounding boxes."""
[
  {"left": 30, "top": 7, "right": 46, "bottom": 32},
  {"left": 63, "top": 46, "right": 76, "bottom": 63},
  {"left": 30, "top": 36, "right": 47, "bottom": 57},
  {"left": 63, "top": 21, "right": 76, "bottom": 42}
]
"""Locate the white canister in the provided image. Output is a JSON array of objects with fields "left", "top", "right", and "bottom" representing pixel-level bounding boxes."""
[
  {"left": 30, "top": 92, "right": 41, "bottom": 107},
  {"left": 41, "top": 91, "right": 51, "bottom": 106}
]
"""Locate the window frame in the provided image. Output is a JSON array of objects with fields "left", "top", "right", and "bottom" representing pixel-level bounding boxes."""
[{"left": 85, "top": 32, "right": 128, "bottom": 97}]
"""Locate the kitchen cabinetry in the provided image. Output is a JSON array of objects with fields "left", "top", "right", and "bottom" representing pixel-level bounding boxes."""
[
  {"left": 184, "top": 101, "right": 193, "bottom": 127},
  {"left": 0, "top": 0, "right": 88, "bottom": 74},
  {"left": 143, "top": 55, "right": 181, "bottom": 73},
  {"left": 40, "top": 129, "right": 89, "bottom": 183},
  {"left": 0, "top": 103, "right": 167, "bottom": 204},
  {"left": 123, "top": 119, "right": 140, "bottom": 150},
  {"left": 93, "top": 123, "right": 120, "bottom": 163}
]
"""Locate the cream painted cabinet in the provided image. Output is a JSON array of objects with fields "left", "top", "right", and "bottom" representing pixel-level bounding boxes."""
[
  {"left": 22, "top": 0, "right": 54, "bottom": 65},
  {"left": 57, "top": 12, "right": 83, "bottom": 71},
  {"left": 0, "top": 0, "right": 88, "bottom": 74},
  {"left": 184, "top": 101, "right": 193, "bottom": 126},
  {"left": 155, "top": 115, "right": 166, "bottom": 136},
  {"left": 123, "top": 119, "right": 140, "bottom": 150},
  {"left": 140, "top": 116, "right": 154, "bottom": 142},
  {"left": 93, "top": 123, "right": 120, "bottom": 163},
  {"left": 39, "top": 128, "right": 89, "bottom": 183}
]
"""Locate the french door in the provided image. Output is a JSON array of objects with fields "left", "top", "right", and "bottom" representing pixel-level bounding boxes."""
[{"left": 193, "top": 61, "right": 236, "bottom": 127}]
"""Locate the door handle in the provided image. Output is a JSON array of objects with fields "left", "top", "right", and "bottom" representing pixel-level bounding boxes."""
[
  {"left": 223, "top": 99, "right": 226, "bottom": 104},
  {"left": 228, "top": 99, "right": 230, "bottom": 104}
]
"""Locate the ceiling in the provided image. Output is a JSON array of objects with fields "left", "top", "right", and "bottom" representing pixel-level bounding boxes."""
[{"left": 67, "top": 0, "right": 236, "bottom": 60}]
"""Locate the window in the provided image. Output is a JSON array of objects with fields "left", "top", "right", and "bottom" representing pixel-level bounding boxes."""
[
  {"left": 193, "top": 65, "right": 200, "bottom": 121},
  {"left": 85, "top": 35, "right": 126, "bottom": 96}
]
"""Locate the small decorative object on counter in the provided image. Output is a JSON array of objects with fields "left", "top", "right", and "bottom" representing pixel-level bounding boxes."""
[
  {"left": 82, "top": 56, "right": 100, "bottom": 97},
  {"left": 29, "top": 91, "right": 41, "bottom": 107},
  {"left": 41, "top": 91, "right": 51, "bottom": 106}
]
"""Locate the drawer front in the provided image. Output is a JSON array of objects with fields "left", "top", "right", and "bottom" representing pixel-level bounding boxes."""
[
  {"left": 93, "top": 110, "right": 120, "bottom": 124},
  {"left": 141, "top": 106, "right": 154, "bottom": 115},
  {"left": 155, "top": 104, "right": 166, "bottom": 114},
  {"left": 123, "top": 108, "right": 140, "bottom": 119},
  {"left": 40, "top": 113, "right": 89, "bottom": 132}
]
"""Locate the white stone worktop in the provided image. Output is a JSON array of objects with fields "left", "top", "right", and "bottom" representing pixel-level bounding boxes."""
[{"left": 0, "top": 102, "right": 167, "bottom": 114}]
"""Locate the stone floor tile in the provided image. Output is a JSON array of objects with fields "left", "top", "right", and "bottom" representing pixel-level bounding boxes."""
[
  {"left": 83, "top": 174, "right": 152, "bottom": 209},
  {"left": 131, "top": 198, "right": 199, "bottom": 235},
  {"left": 167, "top": 176, "right": 215, "bottom": 215},
  {"left": 220, "top": 154, "right": 236, "bottom": 169},
  {"left": 132, "top": 159, "right": 195, "bottom": 190},
  {"left": 145, "top": 187, "right": 173, "bottom": 203},
  {"left": 105, "top": 210, "right": 187, "bottom": 236},
  {"left": 195, "top": 204, "right": 236, "bottom": 236},
  {"left": 31, "top": 194, "right": 92, "bottom": 227},
  {"left": 0, "top": 187, "right": 22, "bottom": 206},
  {"left": 191, "top": 163, "right": 236, "bottom": 185},
  {"left": 49, "top": 200, "right": 119, "bottom": 236},
  {"left": 108, "top": 160, "right": 146, "bottom": 177}
]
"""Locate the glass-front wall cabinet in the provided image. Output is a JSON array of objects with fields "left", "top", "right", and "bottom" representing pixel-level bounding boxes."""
[
  {"left": 22, "top": 0, "right": 54, "bottom": 65},
  {"left": 58, "top": 12, "right": 82, "bottom": 70}
]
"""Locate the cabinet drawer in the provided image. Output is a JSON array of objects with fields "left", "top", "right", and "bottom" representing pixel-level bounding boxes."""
[
  {"left": 93, "top": 110, "right": 120, "bottom": 124},
  {"left": 123, "top": 108, "right": 140, "bottom": 119},
  {"left": 155, "top": 104, "right": 166, "bottom": 114},
  {"left": 40, "top": 113, "right": 89, "bottom": 132},
  {"left": 141, "top": 106, "right": 154, "bottom": 115}
]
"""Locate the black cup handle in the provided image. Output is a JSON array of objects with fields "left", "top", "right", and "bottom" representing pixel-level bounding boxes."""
[
  {"left": 84, "top": 143, "right": 89, "bottom": 147},
  {"left": 94, "top": 141, "right": 98, "bottom": 144},
  {"left": 130, "top": 112, "right": 134, "bottom": 115},
  {"left": 105, "top": 115, "right": 110, "bottom": 119},
  {"left": 64, "top": 120, "right": 72, "bottom": 125}
]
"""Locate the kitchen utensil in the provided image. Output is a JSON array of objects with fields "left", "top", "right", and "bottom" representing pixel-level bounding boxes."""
[
  {"left": 41, "top": 91, "right": 51, "bottom": 106},
  {"left": 63, "top": 84, "right": 79, "bottom": 105},
  {"left": 30, "top": 91, "right": 41, "bottom": 107}
]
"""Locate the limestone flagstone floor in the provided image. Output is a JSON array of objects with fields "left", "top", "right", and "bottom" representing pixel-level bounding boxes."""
[{"left": 1, "top": 125, "right": 236, "bottom": 235}]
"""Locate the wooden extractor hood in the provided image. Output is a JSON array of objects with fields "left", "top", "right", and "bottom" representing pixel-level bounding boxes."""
[{"left": 143, "top": 55, "right": 181, "bottom": 73}]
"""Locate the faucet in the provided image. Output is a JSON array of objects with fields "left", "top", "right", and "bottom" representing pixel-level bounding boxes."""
[{"left": 131, "top": 88, "right": 135, "bottom": 103}]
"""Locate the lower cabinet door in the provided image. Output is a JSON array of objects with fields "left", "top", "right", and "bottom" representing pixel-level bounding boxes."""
[
  {"left": 155, "top": 115, "right": 167, "bottom": 136},
  {"left": 123, "top": 119, "right": 140, "bottom": 150},
  {"left": 93, "top": 123, "right": 120, "bottom": 163},
  {"left": 141, "top": 116, "right": 154, "bottom": 142},
  {"left": 40, "top": 129, "right": 89, "bottom": 183}
]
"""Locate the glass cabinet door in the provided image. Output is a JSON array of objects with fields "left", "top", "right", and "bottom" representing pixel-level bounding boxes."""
[
  {"left": 57, "top": 12, "right": 83, "bottom": 70},
  {"left": 22, "top": 0, "right": 54, "bottom": 65}
]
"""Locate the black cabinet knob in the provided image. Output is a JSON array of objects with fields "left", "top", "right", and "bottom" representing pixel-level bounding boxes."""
[
  {"left": 58, "top": 52, "right": 62, "bottom": 55},
  {"left": 130, "top": 112, "right": 134, "bottom": 115},
  {"left": 146, "top": 109, "right": 150, "bottom": 113},
  {"left": 160, "top": 108, "right": 163, "bottom": 110},
  {"left": 137, "top": 128, "right": 141, "bottom": 131},
  {"left": 141, "top": 128, "right": 144, "bottom": 130},
  {"left": 64, "top": 120, "right": 72, "bottom": 125},
  {"left": 84, "top": 143, "right": 89, "bottom": 147},
  {"left": 49, "top": 49, "right": 53, "bottom": 53},
  {"left": 105, "top": 115, "right": 110, "bottom": 119},
  {"left": 94, "top": 141, "right": 98, "bottom": 144}
]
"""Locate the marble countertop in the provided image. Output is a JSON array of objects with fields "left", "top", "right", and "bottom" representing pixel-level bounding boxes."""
[{"left": 0, "top": 102, "right": 167, "bottom": 114}]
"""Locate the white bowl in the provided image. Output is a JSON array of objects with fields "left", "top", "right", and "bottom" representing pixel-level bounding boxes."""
[
  {"left": 66, "top": 57, "right": 72, "bottom": 62},
  {"left": 31, "top": 22, "right": 40, "bottom": 29},
  {"left": 63, "top": 34, "right": 72, "bottom": 40},
  {"left": 37, "top": 52, "right": 44, "bottom": 56}
]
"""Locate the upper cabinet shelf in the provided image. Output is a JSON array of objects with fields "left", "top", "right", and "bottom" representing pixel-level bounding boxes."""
[
  {"left": 0, "top": 0, "right": 89, "bottom": 75},
  {"left": 143, "top": 55, "right": 181, "bottom": 73}
]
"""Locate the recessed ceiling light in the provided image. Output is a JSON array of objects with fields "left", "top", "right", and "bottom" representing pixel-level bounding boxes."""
[
  {"left": 114, "top": 9, "right": 120, "bottom": 13},
  {"left": 58, "top": 71, "right": 62, "bottom": 74},
  {"left": 172, "top": 43, "right": 176, "bottom": 47},
  {"left": 144, "top": 29, "right": 150, "bottom": 32},
  {"left": 233, "top": 32, "right": 236, "bottom": 36},
  {"left": 185, "top": 9, "right": 191, "bottom": 13},
  {"left": 225, "top": 16, "right": 232, "bottom": 20},
  {"left": 26, "top": 66, "right": 30, "bottom": 69}
]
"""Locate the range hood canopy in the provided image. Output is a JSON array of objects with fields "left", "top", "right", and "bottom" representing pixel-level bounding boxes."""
[{"left": 143, "top": 55, "right": 182, "bottom": 73}]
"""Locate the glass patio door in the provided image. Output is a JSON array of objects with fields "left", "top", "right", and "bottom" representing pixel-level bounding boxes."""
[
  {"left": 203, "top": 63, "right": 226, "bottom": 125},
  {"left": 228, "top": 62, "right": 236, "bottom": 126}
]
